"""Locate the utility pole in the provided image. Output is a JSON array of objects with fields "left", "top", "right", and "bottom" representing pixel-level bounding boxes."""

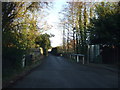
[
  {"left": 76, "top": 30, "right": 79, "bottom": 54},
  {"left": 63, "top": 23, "right": 65, "bottom": 54},
  {"left": 67, "top": 23, "right": 70, "bottom": 53},
  {"left": 73, "top": 27, "right": 76, "bottom": 53}
]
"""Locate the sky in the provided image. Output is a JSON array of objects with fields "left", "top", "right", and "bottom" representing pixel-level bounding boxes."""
[
  {"left": 38, "top": 0, "right": 108, "bottom": 47},
  {"left": 42, "top": 1, "right": 67, "bottom": 47}
]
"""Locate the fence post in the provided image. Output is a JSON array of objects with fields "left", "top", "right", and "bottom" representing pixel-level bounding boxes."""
[
  {"left": 22, "top": 55, "right": 25, "bottom": 68},
  {"left": 77, "top": 55, "right": 79, "bottom": 63},
  {"left": 83, "top": 56, "right": 85, "bottom": 64}
]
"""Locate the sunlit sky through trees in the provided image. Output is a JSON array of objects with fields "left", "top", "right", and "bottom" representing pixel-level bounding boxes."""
[
  {"left": 37, "top": 0, "right": 115, "bottom": 47},
  {"left": 37, "top": 1, "right": 67, "bottom": 47}
]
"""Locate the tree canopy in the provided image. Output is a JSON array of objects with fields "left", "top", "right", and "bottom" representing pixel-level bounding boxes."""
[
  {"left": 89, "top": 2, "right": 120, "bottom": 46},
  {"left": 35, "top": 33, "right": 51, "bottom": 56},
  {"left": 2, "top": 2, "right": 52, "bottom": 69}
]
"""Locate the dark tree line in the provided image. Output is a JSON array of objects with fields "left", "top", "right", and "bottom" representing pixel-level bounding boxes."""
[
  {"left": 90, "top": 2, "right": 120, "bottom": 47},
  {"left": 60, "top": 1, "right": 120, "bottom": 64},
  {"left": 2, "top": 2, "right": 52, "bottom": 77}
]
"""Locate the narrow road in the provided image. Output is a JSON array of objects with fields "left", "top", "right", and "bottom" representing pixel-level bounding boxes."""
[{"left": 11, "top": 54, "right": 118, "bottom": 88}]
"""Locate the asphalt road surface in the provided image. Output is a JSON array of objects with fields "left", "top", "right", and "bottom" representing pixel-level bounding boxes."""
[{"left": 11, "top": 54, "right": 118, "bottom": 88}]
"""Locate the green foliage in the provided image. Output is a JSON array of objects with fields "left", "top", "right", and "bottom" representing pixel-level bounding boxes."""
[
  {"left": 35, "top": 33, "right": 51, "bottom": 56},
  {"left": 2, "top": 2, "right": 47, "bottom": 71},
  {"left": 89, "top": 2, "right": 120, "bottom": 46}
]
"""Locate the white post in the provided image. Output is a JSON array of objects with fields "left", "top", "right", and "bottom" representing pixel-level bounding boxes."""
[
  {"left": 83, "top": 56, "right": 85, "bottom": 64},
  {"left": 77, "top": 56, "right": 79, "bottom": 63},
  {"left": 22, "top": 55, "right": 25, "bottom": 68}
]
